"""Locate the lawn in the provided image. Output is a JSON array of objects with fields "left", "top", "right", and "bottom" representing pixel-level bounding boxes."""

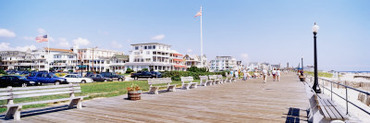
[
  {"left": 0, "top": 79, "right": 199, "bottom": 113},
  {"left": 305, "top": 71, "right": 333, "bottom": 78}
]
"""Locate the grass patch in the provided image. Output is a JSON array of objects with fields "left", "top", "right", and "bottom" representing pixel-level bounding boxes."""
[
  {"left": 305, "top": 71, "right": 333, "bottom": 78},
  {"left": 0, "top": 79, "right": 200, "bottom": 113}
]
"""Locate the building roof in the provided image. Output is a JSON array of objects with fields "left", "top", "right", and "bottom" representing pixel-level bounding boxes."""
[
  {"left": 44, "top": 48, "right": 73, "bottom": 53},
  {"left": 130, "top": 42, "right": 171, "bottom": 47}
]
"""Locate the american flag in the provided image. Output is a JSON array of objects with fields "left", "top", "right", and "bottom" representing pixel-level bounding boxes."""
[
  {"left": 35, "top": 35, "right": 48, "bottom": 43},
  {"left": 194, "top": 8, "right": 202, "bottom": 18}
]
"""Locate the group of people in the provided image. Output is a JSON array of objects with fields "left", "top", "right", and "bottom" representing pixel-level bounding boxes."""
[
  {"left": 227, "top": 68, "right": 282, "bottom": 83},
  {"left": 262, "top": 68, "right": 281, "bottom": 83}
]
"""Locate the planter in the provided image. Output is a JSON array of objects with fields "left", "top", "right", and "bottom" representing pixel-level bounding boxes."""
[{"left": 128, "top": 90, "right": 141, "bottom": 100}]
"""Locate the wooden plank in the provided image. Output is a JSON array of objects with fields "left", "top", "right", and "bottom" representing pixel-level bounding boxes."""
[
  {"left": 10, "top": 84, "right": 80, "bottom": 91},
  {"left": 0, "top": 92, "right": 10, "bottom": 96},
  {"left": 13, "top": 90, "right": 81, "bottom": 98},
  {"left": 12, "top": 87, "right": 81, "bottom": 95},
  {"left": 6, "top": 96, "right": 86, "bottom": 107},
  {"left": 318, "top": 99, "right": 331, "bottom": 119},
  {"left": 322, "top": 100, "right": 342, "bottom": 120},
  {"left": 0, "top": 96, "right": 12, "bottom": 100},
  {"left": 326, "top": 99, "right": 348, "bottom": 120}
]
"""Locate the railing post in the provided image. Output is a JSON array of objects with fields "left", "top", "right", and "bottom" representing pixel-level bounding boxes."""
[
  {"left": 330, "top": 81, "right": 333, "bottom": 101},
  {"left": 322, "top": 79, "right": 325, "bottom": 94},
  {"left": 346, "top": 87, "right": 348, "bottom": 115}
]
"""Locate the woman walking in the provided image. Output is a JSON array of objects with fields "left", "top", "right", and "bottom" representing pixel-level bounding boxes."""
[
  {"left": 272, "top": 68, "right": 277, "bottom": 81},
  {"left": 262, "top": 69, "right": 268, "bottom": 83},
  {"left": 276, "top": 68, "right": 281, "bottom": 82}
]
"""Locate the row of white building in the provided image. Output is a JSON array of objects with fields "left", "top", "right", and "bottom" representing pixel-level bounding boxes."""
[{"left": 0, "top": 42, "right": 281, "bottom": 73}]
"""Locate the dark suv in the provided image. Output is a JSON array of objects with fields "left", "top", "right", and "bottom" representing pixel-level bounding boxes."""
[
  {"left": 131, "top": 71, "right": 161, "bottom": 80},
  {"left": 100, "top": 72, "right": 125, "bottom": 81}
]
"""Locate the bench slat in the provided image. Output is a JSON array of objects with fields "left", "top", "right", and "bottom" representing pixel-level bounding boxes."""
[
  {"left": 0, "top": 92, "right": 11, "bottom": 96},
  {"left": 6, "top": 96, "right": 87, "bottom": 107},
  {"left": 321, "top": 99, "right": 342, "bottom": 120},
  {"left": 12, "top": 87, "right": 81, "bottom": 95},
  {"left": 14, "top": 90, "right": 81, "bottom": 98},
  {"left": 326, "top": 99, "right": 348, "bottom": 120},
  {"left": 318, "top": 99, "right": 331, "bottom": 119},
  {"left": 0, "top": 96, "right": 12, "bottom": 100},
  {"left": 11, "top": 84, "right": 80, "bottom": 91}
]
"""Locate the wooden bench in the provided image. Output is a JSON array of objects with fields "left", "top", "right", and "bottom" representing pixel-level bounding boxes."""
[
  {"left": 216, "top": 75, "right": 224, "bottom": 84},
  {"left": 208, "top": 75, "right": 217, "bottom": 85},
  {"left": 180, "top": 77, "right": 198, "bottom": 90},
  {"left": 0, "top": 83, "right": 87, "bottom": 121},
  {"left": 316, "top": 94, "right": 348, "bottom": 121},
  {"left": 148, "top": 78, "right": 176, "bottom": 94},
  {"left": 199, "top": 76, "right": 208, "bottom": 86}
]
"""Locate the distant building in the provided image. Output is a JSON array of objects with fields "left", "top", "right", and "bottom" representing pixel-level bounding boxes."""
[
  {"left": 271, "top": 63, "right": 281, "bottom": 69},
  {"left": 125, "top": 42, "right": 185, "bottom": 71},
  {"left": 247, "top": 62, "right": 260, "bottom": 71},
  {"left": 76, "top": 47, "right": 123, "bottom": 72},
  {"left": 183, "top": 54, "right": 207, "bottom": 68},
  {"left": 209, "top": 56, "right": 237, "bottom": 72}
]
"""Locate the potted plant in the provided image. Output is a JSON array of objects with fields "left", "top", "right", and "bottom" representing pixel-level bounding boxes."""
[{"left": 127, "top": 83, "right": 142, "bottom": 100}]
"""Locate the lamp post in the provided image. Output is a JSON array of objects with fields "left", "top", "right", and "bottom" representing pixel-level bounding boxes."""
[
  {"left": 301, "top": 56, "right": 304, "bottom": 71},
  {"left": 312, "top": 22, "right": 321, "bottom": 93}
]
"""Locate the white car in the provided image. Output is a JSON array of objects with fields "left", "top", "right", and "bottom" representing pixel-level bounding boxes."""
[{"left": 63, "top": 74, "right": 93, "bottom": 83}]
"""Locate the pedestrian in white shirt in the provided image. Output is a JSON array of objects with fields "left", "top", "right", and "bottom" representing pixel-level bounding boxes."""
[
  {"left": 272, "top": 68, "right": 277, "bottom": 81},
  {"left": 262, "top": 69, "right": 268, "bottom": 83},
  {"left": 276, "top": 68, "right": 281, "bottom": 82},
  {"left": 243, "top": 69, "right": 247, "bottom": 81}
]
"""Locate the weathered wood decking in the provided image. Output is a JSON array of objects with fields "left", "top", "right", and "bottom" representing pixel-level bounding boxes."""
[{"left": 2, "top": 73, "right": 309, "bottom": 122}]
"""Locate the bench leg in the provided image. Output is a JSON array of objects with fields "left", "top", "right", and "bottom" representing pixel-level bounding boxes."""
[
  {"left": 5, "top": 105, "right": 22, "bottom": 121},
  {"left": 167, "top": 86, "right": 176, "bottom": 92},
  {"left": 149, "top": 87, "right": 159, "bottom": 94},
  {"left": 69, "top": 98, "right": 83, "bottom": 109},
  {"left": 191, "top": 83, "right": 198, "bottom": 88}
]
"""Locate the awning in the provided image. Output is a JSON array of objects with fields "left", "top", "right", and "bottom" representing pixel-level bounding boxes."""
[
  {"left": 173, "top": 65, "right": 186, "bottom": 68},
  {"left": 173, "top": 59, "right": 183, "bottom": 62},
  {"left": 172, "top": 53, "right": 183, "bottom": 56}
]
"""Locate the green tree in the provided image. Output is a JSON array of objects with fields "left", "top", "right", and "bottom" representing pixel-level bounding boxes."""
[
  {"left": 142, "top": 68, "right": 149, "bottom": 71},
  {"left": 126, "top": 68, "right": 134, "bottom": 73}
]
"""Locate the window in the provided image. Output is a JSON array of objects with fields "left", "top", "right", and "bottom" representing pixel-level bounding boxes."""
[
  {"left": 144, "top": 46, "right": 147, "bottom": 49},
  {"left": 153, "top": 51, "right": 156, "bottom": 55},
  {"left": 135, "top": 46, "right": 138, "bottom": 50},
  {"left": 148, "top": 46, "right": 152, "bottom": 49},
  {"left": 153, "top": 45, "right": 156, "bottom": 49}
]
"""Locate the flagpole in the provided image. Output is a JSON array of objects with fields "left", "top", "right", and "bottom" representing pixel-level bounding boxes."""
[
  {"left": 200, "top": 6, "right": 203, "bottom": 68},
  {"left": 47, "top": 34, "right": 50, "bottom": 73}
]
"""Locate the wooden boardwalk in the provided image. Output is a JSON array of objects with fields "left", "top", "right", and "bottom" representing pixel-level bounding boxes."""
[{"left": 2, "top": 73, "right": 309, "bottom": 123}]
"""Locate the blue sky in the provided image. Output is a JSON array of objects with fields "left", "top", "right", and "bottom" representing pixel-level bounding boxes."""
[{"left": 0, "top": 0, "right": 369, "bottom": 71}]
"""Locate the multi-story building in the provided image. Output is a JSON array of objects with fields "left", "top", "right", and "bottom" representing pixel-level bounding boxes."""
[
  {"left": 183, "top": 54, "right": 208, "bottom": 68},
  {"left": 109, "top": 54, "right": 129, "bottom": 73},
  {"left": 125, "top": 42, "right": 185, "bottom": 71},
  {"left": 76, "top": 46, "right": 124, "bottom": 73},
  {"left": 209, "top": 56, "right": 237, "bottom": 72},
  {"left": 247, "top": 62, "right": 260, "bottom": 71},
  {"left": 0, "top": 50, "right": 36, "bottom": 70}
]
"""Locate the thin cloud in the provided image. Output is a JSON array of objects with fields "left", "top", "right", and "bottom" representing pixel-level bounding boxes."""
[
  {"left": 151, "top": 34, "right": 165, "bottom": 40},
  {"left": 0, "top": 28, "right": 16, "bottom": 38},
  {"left": 111, "top": 40, "right": 123, "bottom": 49},
  {"left": 0, "top": 42, "right": 36, "bottom": 51},
  {"left": 38, "top": 28, "right": 47, "bottom": 34},
  {"left": 58, "top": 38, "right": 70, "bottom": 48},
  {"left": 73, "top": 37, "right": 90, "bottom": 46},
  {"left": 23, "top": 36, "right": 34, "bottom": 41}
]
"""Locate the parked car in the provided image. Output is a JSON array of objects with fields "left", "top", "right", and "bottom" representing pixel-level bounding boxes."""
[
  {"left": 63, "top": 74, "right": 93, "bottom": 83},
  {"left": 100, "top": 72, "right": 125, "bottom": 81},
  {"left": 131, "top": 71, "right": 161, "bottom": 80},
  {"left": 151, "top": 71, "right": 162, "bottom": 78},
  {"left": 27, "top": 72, "right": 67, "bottom": 85},
  {"left": 86, "top": 74, "right": 113, "bottom": 82},
  {"left": 0, "top": 75, "right": 36, "bottom": 87}
]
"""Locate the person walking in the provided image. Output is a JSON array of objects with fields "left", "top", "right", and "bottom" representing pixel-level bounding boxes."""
[
  {"left": 272, "top": 68, "right": 277, "bottom": 81},
  {"left": 235, "top": 70, "right": 239, "bottom": 79},
  {"left": 262, "top": 69, "right": 268, "bottom": 83},
  {"left": 276, "top": 68, "right": 281, "bottom": 82},
  {"left": 243, "top": 69, "right": 247, "bottom": 81}
]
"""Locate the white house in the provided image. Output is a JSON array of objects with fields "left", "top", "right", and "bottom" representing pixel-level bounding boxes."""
[
  {"left": 125, "top": 42, "right": 185, "bottom": 71},
  {"left": 209, "top": 56, "right": 237, "bottom": 72}
]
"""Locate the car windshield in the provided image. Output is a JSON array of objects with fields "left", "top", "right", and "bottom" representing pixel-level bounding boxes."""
[{"left": 18, "top": 76, "right": 27, "bottom": 80}]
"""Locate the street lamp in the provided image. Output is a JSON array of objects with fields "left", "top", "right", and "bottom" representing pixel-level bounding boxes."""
[
  {"left": 301, "top": 56, "right": 304, "bottom": 71},
  {"left": 312, "top": 22, "right": 321, "bottom": 93}
]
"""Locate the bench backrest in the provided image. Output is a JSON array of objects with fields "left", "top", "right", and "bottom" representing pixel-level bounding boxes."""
[
  {"left": 217, "top": 75, "right": 223, "bottom": 79},
  {"left": 148, "top": 78, "right": 172, "bottom": 86},
  {"left": 208, "top": 75, "right": 217, "bottom": 80},
  {"left": 199, "top": 76, "right": 208, "bottom": 82},
  {"left": 181, "top": 76, "right": 194, "bottom": 83},
  {"left": 0, "top": 83, "right": 81, "bottom": 104}
]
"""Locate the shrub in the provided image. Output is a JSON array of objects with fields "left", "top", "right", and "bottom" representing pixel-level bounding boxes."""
[
  {"left": 162, "top": 71, "right": 225, "bottom": 81},
  {"left": 126, "top": 68, "right": 134, "bottom": 74}
]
